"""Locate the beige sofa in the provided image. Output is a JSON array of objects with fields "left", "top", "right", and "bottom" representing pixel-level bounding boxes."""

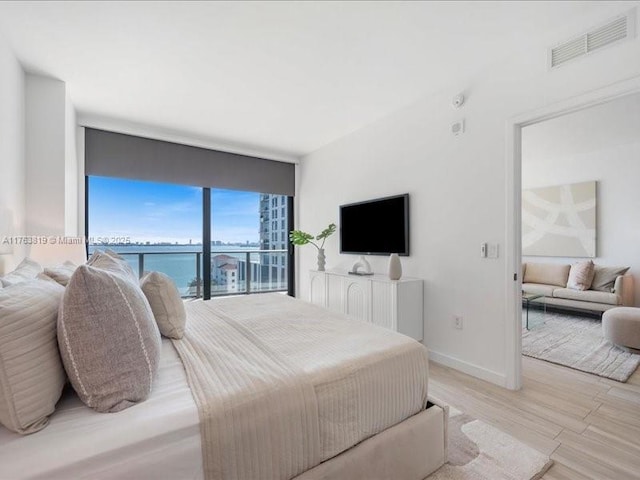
[{"left": 522, "top": 262, "right": 634, "bottom": 313}]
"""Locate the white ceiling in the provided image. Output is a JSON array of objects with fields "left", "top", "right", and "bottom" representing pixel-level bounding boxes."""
[
  {"left": 0, "top": 1, "right": 631, "bottom": 160},
  {"left": 523, "top": 92, "right": 640, "bottom": 163}
]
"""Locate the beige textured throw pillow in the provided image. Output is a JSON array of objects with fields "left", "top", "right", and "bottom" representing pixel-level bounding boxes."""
[
  {"left": 522, "top": 262, "right": 571, "bottom": 287},
  {"left": 0, "top": 279, "right": 66, "bottom": 434},
  {"left": 43, "top": 261, "right": 77, "bottom": 287},
  {"left": 140, "top": 271, "right": 186, "bottom": 339},
  {"left": 0, "top": 258, "right": 43, "bottom": 287},
  {"left": 58, "top": 264, "right": 161, "bottom": 413},
  {"left": 591, "top": 265, "right": 630, "bottom": 292},
  {"left": 87, "top": 250, "right": 138, "bottom": 283},
  {"left": 567, "top": 260, "right": 595, "bottom": 291}
]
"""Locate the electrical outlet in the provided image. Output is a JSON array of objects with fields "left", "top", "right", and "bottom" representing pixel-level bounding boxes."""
[{"left": 453, "top": 316, "right": 463, "bottom": 329}]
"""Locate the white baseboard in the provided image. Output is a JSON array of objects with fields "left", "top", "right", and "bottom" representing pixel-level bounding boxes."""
[{"left": 428, "top": 350, "right": 507, "bottom": 388}]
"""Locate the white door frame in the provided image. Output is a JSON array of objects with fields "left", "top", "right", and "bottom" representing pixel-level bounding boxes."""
[{"left": 504, "top": 75, "right": 640, "bottom": 390}]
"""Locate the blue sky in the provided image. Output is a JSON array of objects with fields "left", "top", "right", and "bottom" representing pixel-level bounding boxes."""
[{"left": 88, "top": 176, "right": 260, "bottom": 244}]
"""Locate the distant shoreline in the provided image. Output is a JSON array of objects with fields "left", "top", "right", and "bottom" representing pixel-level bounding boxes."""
[{"left": 88, "top": 244, "right": 259, "bottom": 249}]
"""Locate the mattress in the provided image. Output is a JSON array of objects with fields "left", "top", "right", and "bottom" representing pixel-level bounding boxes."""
[
  {"left": 0, "top": 294, "right": 430, "bottom": 480},
  {"left": 0, "top": 340, "right": 204, "bottom": 480}
]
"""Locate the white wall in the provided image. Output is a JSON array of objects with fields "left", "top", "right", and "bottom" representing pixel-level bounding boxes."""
[
  {"left": 523, "top": 106, "right": 640, "bottom": 306},
  {"left": 298, "top": 8, "right": 640, "bottom": 386},
  {"left": 25, "top": 74, "right": 78, "bottom": 238},
  {"left": 25, "top": 75, "right": 66, "bottom": 236},
  {"left": 76, "top": 126, "right": 85, "bottom": 237},
  {"left": 65, "top": 91, "right": 78, "bottom": 236},
  {"left": 0, "top": 34, "right": 25, "bottom": 273}
]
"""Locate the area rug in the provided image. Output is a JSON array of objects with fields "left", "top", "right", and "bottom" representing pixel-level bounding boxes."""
[
  {"left": 522, "top": 312, "right": 640, "bottom": 382},
  {"left": 427, "top": 407, "right": 552, "bottom": 480}
]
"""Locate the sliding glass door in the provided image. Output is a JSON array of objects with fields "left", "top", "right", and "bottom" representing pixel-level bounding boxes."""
[{"left": 208, "top": 189, "right": 290, "bottom": 297}]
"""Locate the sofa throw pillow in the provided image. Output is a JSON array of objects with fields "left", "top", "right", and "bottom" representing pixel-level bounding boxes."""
[
  {"left": 140, "top": 271, "right": 186, "bottom": 339},
  {"left": 0, "top": 258, "right": 43, "bottom": 287},
  {"left": 43, "top": 261, "right": 77, "bottom": 287},
  {"left": 523, "top": 262, "right": 571, "bottom": 287},
  {"left": 591, "top": 265, "right": 630, "bottom": 292},
  {"left": 567, "top": 260, "right": 595, "bottom": 291},
  {"left": 87, "top": 250, "right": 138, "bottom": 283},
  {"left": 0, "top": 279, "right": 66, "bottom": 434},
  {"left": 58, "top": 264, "right": 161, "bottom": 413}
]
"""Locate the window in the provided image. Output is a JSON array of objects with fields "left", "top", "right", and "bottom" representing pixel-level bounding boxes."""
[
  {"left": 87, "top": 176, "right": 202, "bottom": 297},
  {"left": 88, "top": 178, "right": 293, "bottom": 298}
]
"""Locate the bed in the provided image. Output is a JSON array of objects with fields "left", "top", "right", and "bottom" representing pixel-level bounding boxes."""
[{"left": 0, "top": 293, "right": 446, "bottom": 480}]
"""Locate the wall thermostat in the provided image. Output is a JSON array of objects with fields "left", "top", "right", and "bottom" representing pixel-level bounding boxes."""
[{"left": 451, "top": 119, "right": 465, "bottom": 136}]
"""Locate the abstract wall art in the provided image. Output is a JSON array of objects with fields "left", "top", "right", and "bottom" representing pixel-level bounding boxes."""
[{"left": 522, "top": 181, "right": 596, "bottom": 257}]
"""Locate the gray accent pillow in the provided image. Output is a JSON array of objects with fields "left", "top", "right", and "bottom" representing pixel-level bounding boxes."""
[
  {"left": 0, "top": 258, "right": 43, "bottom": 287},
  {"left": 592, "top": 265, "right": 630, "bottom": 292},
  {"left": 567, "top": 260, "right": 595, "bottom": 291},
  {"left": 0, "top": 279, "right": 66, "bottom": 434},
  {"left": 43, "top": 261, "right": 77, "bottom": 287},
  {"left": 140, "top": 271, "right": 186, "bottom": 339},
  {"left": 58, "top": 263, "right": 161, "bottom": 413},
  {"left": 87, "top": 250, "right": 138, "bottom": 283}
]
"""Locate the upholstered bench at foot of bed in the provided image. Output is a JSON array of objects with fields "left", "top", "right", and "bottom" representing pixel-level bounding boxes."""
[{"left": 292, "top": 399, "right": 448, "bottom": 480}]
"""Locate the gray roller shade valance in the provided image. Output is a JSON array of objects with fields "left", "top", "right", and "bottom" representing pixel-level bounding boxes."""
[{"left": 85, "top": 128, "right": 295, "bottom": 196}]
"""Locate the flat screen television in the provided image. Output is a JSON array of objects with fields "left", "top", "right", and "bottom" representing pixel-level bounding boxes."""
[{"left": 340, "top": 194, "right": 409, "bottom": 256}]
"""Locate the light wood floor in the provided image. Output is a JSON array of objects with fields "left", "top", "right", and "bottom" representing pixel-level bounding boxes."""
[{"left": 429, "top": 357, "right": 640, "bottom": 480}]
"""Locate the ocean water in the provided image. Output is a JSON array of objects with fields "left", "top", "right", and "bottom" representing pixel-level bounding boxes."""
[{"left": 88, "top": 245, "right": 259, "bottom": 295}]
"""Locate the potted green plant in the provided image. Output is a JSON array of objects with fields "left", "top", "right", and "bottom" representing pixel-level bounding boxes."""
[{"left": 289, "top": 223, "right": 336, "bottom": 271}]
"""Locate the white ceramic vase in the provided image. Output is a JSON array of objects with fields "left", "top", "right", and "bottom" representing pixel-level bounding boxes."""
[
  {"left": 317, "top": 248, "right": 326, "bottom": 271},
  {"left": 388, "top": 253, "right": 402, "bottom": 280}
]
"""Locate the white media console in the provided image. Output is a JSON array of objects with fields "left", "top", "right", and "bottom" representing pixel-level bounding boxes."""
[{"left": 309, "top": 270, "right": 424, "bottom": 341}]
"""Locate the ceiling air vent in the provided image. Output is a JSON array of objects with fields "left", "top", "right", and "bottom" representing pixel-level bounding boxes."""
[{"left": 549, "top": 9, "right": 636, "bottom": 69}]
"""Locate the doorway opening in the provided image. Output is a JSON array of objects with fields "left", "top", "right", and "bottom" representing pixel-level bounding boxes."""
[{"left": 505, "top": 77, "right": 640, "bottom": 390}]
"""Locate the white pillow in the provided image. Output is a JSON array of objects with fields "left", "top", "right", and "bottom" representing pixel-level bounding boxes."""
[
  {"left": 0, "top": 258, "right": 43, "bottom": 287},
  {"left": 0, "top": 279, "right": 66, "bottom": 434}
]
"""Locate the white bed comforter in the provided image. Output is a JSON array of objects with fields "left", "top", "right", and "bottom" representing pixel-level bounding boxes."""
[{"left": 174, "top": 294, "right": 429, "bottom": 480}]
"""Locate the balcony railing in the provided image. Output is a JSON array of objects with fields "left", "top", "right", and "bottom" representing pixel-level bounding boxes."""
[{"left": 105, "top": 249, "right": 288, "bottom": 299}]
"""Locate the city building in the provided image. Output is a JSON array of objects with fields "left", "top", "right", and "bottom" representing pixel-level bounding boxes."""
[
  {"left": 212, "top": 254, "right": 238, "bottom": 293},
  {"left": 259, "top": 193, "right": 288, "bottom": 290}
]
